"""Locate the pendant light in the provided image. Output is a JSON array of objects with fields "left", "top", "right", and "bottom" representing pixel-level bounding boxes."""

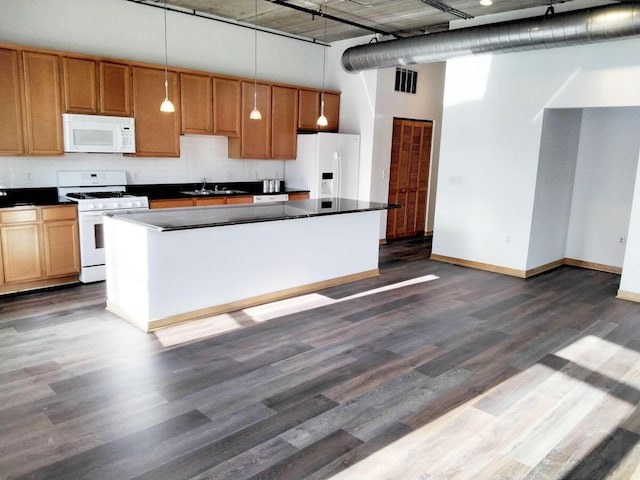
[
  {"left": 249, "top": 0, "right": 262, "bottom": 120},
  {"left": 160, "top": 0, "right": 175, "bottom": 113},
  {"left": 316, "top": 0, "right": 328, "bottom": 127}
]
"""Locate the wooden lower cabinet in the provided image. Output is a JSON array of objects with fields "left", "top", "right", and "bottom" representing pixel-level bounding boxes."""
[
  {"left": 288, "top": 192, "right": 310, "bottom": 201},
  {"left": 150, "top": 198, "right": 195, "bottom": 209},
  {"left": 195, "top": 198, "right": 225, "bottom": 207},
  {"left": 0, "top": 205, "right": 79, "bottom": 293},
  {"left": 0, "top": 222, "right": 42, "bottom": 283},
  {"left": 151, "top": 196, "right": 254, "bottom": 209},
  {"left": 225, "top": 195, "right": 253, "bottom": 205},
  {"left": 42, "top": 205, "right": 80, "bottom": 277}
]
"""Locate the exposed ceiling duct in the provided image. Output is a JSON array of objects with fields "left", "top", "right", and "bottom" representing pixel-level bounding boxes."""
[{"left": 341, "top": 2, "right": 640, "bottom": 72}]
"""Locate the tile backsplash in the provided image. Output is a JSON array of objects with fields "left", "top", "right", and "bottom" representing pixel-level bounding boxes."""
[{"left": 0, "top": 135, "right": 286, "bottom": 187}]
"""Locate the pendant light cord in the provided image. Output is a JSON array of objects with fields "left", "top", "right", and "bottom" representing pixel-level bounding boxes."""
[
  {"left": 254, "top": 0, "right": 258, "bottom": 93},
  {"left": 164, "top": 0, "right": 169, "bottom": 96},
  {"left": 321, "top": 1, "right": 327, "bottom": 94}
]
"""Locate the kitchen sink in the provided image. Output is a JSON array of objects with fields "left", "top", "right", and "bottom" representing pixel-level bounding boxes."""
[{"left": 180, "top": 189, "right": 248, "bottom": 196}]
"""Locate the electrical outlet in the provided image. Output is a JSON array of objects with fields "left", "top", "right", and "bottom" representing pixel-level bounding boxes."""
[
  {"left": 506, "top": 236, "right": 511, "bottom": 244},
  {"left": 619, "top": 237, "right": 625, "bottom": 245},
  {"left": 26, "top": 172, "right": 33, "bottom": 184}
]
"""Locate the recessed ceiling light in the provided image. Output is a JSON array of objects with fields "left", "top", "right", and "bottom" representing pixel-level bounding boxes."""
[{"left": 480, "top": 0, "right": 493, "bottom": 5}]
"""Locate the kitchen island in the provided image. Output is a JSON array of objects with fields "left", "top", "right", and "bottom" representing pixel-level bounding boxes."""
[{"left": 104, "top": 198, "right": 395, "bottom": 331}]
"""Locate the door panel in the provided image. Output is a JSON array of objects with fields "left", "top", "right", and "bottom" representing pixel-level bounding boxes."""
[{"left": 386, "top": 118, "right": 433, "bottom": 240}]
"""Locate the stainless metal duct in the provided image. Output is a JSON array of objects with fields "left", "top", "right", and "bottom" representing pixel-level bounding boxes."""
[{"left": 341, "top": 2, "right": 640, "bottom": 72}]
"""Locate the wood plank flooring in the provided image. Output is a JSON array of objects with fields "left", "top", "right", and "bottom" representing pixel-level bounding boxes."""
[{"left": 2, "top": 237, "right": 640, "bottom": 479}]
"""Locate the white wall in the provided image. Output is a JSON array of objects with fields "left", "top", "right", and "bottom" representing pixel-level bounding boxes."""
[
  {"left": 0, "top": 0, "right": 323, "bottom": 85},
  {"left": 330, "top": 37, "right": 446, "bottom": 235},
  {"left": 0, "top": 0, "right": 325, "bottom": 188},
  {"left": 620, "top": 151, "right": 640, "bottom": 297},
  {"left": 527, "top": 109, "right": 582, "bottom": 270},
  {"left": 565, "top": 107, "right": 640, "bottom": 269},
  {"left": 433, "top": 37, "right": 640, "bottom": 272},
  {"left": 0, "top": 136, "right": 286, "bottom": 187}
]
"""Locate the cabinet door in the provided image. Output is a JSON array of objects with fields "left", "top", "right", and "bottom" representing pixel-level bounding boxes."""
[
  {"left": 213, "top": 77, "right": 241, "bottom": 136},
  {"left": 271, "top": 85, "right": 298, "bottom": 160},
  {"left": 100, "top": 62, "right": 131, "bottom": 116},
  {"left": 132, "top": 66, "right": 180, "bottom": 157},
  {"left": 1, "top": 224, "right": 42, "bottom": 283},
  {"left": 288, "top": 192, "right": 309, "bottom": 201},
  {"left": 42, "top": 220, "right": 80, "bottom": 277},
  {"left": 225, "top": 196, "right": 253, "bottom": 205},
  {"left": 228, "top": 81, "right": 271, "bottom": 159},
  {"left": 150, "top": 198, "right": 194, "bottom": 209},
  {"left": 181, "top": 73, "right": 212, "bottom": 134},
  {"left": 0, "top": 48, "right": 25, "bottom": 155},
  {"left": 195, "top": 198, "right": 225, "bottom": 207},
  {"left": 62, "top": 57, "right": 98, "bottom": 113},
  {"left": 22, "top": 52, "right": 63, "bottom": 155},
  {"left": 298, "top": 89, "right": 319, "bottom": 131},
  {"left": 322, "top": 92, "right": 340, "bottom": 132}
]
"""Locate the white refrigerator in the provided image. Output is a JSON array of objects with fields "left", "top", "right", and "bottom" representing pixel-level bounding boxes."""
[{"left": 285, "top": 133, "right": 361, "bottom": 200}]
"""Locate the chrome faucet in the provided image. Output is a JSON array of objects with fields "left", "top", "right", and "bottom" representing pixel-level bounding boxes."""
[{"left": 200, "top": 177, "right": 207, "bottom": 192}]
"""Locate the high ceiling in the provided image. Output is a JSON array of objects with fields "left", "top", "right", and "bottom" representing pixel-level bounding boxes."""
[{"left": 128, "top": 0, "right": 622, "bottom": 43}]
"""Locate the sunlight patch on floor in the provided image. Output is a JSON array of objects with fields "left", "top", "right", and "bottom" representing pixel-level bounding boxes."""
[
  {"left": 154, "top": 313, "right": 249, "bottom": 347},
  {"left": 154, "top": 274, "right": 439, "bottom": 346},
  {"left": 328, "top": 334, "right": 640, "bottom": 479}
]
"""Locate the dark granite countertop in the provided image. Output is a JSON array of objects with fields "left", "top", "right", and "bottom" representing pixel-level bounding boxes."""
[
  {"left": 106, "top": 198, "right": 398, "bottom": 232},
  {"left": 0, "top": 187, "right": 69, "bottom": 208},
  {"left": 126, "top": 182, "right": 308, "bottom": 200},
  {"left": 0, "top": 183, "right": 309, "bottom": 208}
]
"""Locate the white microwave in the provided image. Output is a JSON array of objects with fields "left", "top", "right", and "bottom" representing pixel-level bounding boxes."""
[{"left": 62, "top": 113, "right": 135, "bottom": 153}]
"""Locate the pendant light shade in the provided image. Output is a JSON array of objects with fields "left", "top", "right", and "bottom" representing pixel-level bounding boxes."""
[
  {"left": 316, "top": 93, "right": 328, "bottom": 127},
  {"left": 250, "top": 0, "right": 261, "bottom": 120},
  {"left": 317, "top": 1, "right": 328, "bottom": 127},
  {"left": 160, "top": 0, "right": 175, "bottom": 113}
]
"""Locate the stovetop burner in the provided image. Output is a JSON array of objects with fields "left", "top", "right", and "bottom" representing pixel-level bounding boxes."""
[{"left": 66, "top": 191, "right": 133, "bottom": 200}]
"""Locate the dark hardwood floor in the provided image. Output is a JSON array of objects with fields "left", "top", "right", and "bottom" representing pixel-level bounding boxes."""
[{"left": 2, "top": 237, "right": 640, "bottom": 479}]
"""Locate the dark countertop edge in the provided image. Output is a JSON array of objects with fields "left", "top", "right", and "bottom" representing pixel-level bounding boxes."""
[
  {"left": 0, "top": 187, "right": 66, "bottom": 208},
  {"left": 127, "top": 182, "right": 309, "bottom": 200},
  {"left": 106, "top": 202, "right": 399, "bottom": 232}
]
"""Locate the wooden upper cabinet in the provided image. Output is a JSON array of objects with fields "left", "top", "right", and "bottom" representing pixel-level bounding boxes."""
[
  {"left": 181, "top": 73, "right": 212, "bottom": 134},
  {"left": 298, "top": 89, "right": 320, "bottom": 131},
  {"left": 0, "top": 48, "right": 25, "bottom": 155},
  {"left": 62, "top": 57, "right": 98, "bottom": 114},
  {"left": 62, "top": 58, "right": 131, "bottom": 116},
  {"left": 99, "top": 62, "right": 131, "bottom": 116},
  {"left": 132, "top": 66, "right": 180, "bottom": 157},
  {"left": 228, "top": 81, "right": 271, "bottom": 159},
  {"left": 298, "top": 89, "right": 340, "bottom": 132},
  {"left": 322, "top": 92, "right": 340, "bottom": 132},
  {"left": 271, "top": 85, "right": 298, "bottom": 160},
  {"left": 22, "top": 52, "right": 63, "bottom": 155},
  {"left": 213, "top": 77, "right": 241, "bottom": 136}
]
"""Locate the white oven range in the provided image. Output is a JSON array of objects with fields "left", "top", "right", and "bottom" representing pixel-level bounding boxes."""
[{"left": 57, "top": 170, "right": 149, "bottom": 283}]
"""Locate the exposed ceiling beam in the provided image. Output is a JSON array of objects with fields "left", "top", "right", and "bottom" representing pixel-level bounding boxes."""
[
  {"left": 264, "top": 0, "right": 402, "bottom": 39},
  {"left": 418, "top": 0, "right": 474, "bottom": 20}
]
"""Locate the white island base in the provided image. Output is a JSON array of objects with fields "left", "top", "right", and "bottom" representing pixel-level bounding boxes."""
[{"left": 104, "top": 209, "right": 382, "bottom": 331}]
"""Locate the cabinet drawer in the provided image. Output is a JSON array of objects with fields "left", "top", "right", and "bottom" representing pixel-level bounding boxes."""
[
  {"left": 42, "top": 205, "right": 77, "bottom": 221},
  {"left": 0, "top": 208, "right": 38, "bottom": 224},
  {"left": 150, "top": 198, "right": 195, "bottom": 209}
]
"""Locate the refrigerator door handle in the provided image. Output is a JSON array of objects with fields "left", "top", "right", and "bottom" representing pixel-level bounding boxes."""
[{"left": 335, "top": 151, "right": 342, "bottom": 199}]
